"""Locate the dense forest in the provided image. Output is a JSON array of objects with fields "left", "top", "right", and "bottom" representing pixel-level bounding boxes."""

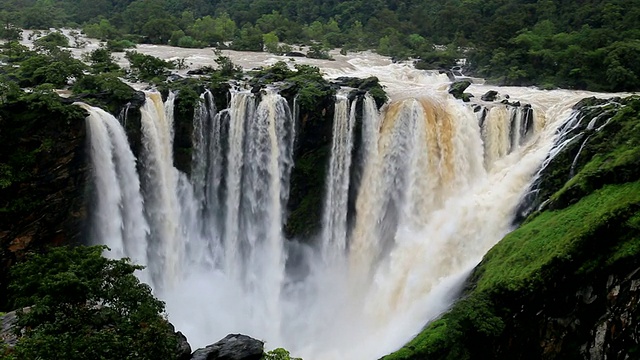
[{"left": 0, "top": 0, "right": 638, "bottom": 91}]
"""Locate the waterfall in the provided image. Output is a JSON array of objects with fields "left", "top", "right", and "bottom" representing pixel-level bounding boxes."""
[
  {"left": 139, "top": 91, "right": 183, "bottom": 287},
  {"left": 80, "top": 103, "right": 149, "bottom": 272},
  {"left": 83, "top": 82, "right": 591, "bottom": 360},
  {"left": 321, "top": 93, "right": 357, "bottom": 262}
]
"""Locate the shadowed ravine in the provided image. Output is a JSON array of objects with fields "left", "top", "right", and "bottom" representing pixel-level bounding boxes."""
[{"left": 83, "top": 81, "right": 592, "bottom": 359}]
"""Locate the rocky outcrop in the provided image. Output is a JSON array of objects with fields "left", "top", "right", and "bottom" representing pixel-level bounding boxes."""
[
  {"left": 168, "top": 323, "right": 193, "bottom": 360},
  {"left": 481, "top": 90, "right": 499, "bottom": 102},
  {"left": 191, "top": 334, "right": 264, "bottom": 360},
  {"left": 493, "top": 263, "right": 640, "bottom": 359},
  {"left": 448, "top": 80, "right": 473, "bottom": 102},
  {"left": 0, "top": 93, "right": 88, "bottom": 309}
]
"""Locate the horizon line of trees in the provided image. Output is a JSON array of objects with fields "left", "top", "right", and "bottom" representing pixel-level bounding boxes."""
[{"left": 0, "top": 0, "right": 638, "bottom": 91}]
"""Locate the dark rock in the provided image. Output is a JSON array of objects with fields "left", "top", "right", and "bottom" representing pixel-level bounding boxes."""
[
  {"left": 168, "top": 323, "right": 192, "bottom": 360},
  {"left": 187, "top": 66, "right": 216, "bottom": 75},
  {"left": 451, "top": 66, "right": 463, "bottom": 76},
  {"left": 461, "top": 93, "right": 474, "bottom": 102},
  {"left": 501, "top": 99, "right": 521, "bottom": 107},
  {"left": 448, "top": 80, "right": 471, "bottom": 99},
  {"left": 167, "top": 73, "right": 184, "bottom": 82},
  {"left": 0, "top": 97, "right": 87, "bottom": 308},
  {"left": 481, "top": 90, "right": 499, "bottom": 102},
  {"left": 285, "top": 51, "right": 306, "bottom": 57},
  {"left": 439, "top": 69, "right": 456, "bottom": 82},
  {"left": 191, "top": 334, "right": 264, "bottom": 360}
]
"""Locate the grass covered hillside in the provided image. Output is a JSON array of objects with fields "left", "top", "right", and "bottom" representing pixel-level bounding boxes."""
[{"left": 383, "top": 95, "right": 640, "bottom": 360}]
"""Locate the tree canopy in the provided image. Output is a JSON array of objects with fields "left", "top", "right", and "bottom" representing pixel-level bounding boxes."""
[
  {"left": 0, "top": 0, "right": 638, "bottom": 90},
  {"left": 4, "top": 245, "right": 177, "bottom": 360}
]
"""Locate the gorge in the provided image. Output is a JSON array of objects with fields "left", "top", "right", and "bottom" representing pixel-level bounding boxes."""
[
  {"left": 1, "top": 34, "right": 639, "bottom": 359},
  {"left": 79, "top": 56, "right": 618, "bottom": 359}
]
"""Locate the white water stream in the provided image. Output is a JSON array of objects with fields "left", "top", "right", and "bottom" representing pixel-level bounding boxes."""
[{"left": 79, "top": 44, "right": 624, "bottom": 359}]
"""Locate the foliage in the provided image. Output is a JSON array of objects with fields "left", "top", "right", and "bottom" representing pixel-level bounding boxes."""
[
  {"left": 106, "top": 39, "right": 136, "bottom": 52},
  {"left": 125, "top": 51, "right": 175, "bottom": 82},
  {"left": 263, "top": 348, "right": 303, "bottom": 360},
  {"left": 72, "top": 73, "right": 136, "bottom": 114},
  {"left": 0, "top": 0, "right": 636, "bottom": 90},
  {"left": 0, "top": 82, "right": 85, "bottom": 224},
  {"left": 83, "top": 19, "right": 121, "bottom": 41},
  {"left": 33, "top": 31, "right": 70, "bottom": 50},
  {"left": 0, "top": 23, "right": 21, "bottom": 41},
  {"left": 7, "top": 245, "right": 177, "bottom": 360},
  {"left": 306, "top": 44, "right": 332, "bottom": 60},
  {"left": 83, "top": 48, "right": 121, "bottom": 74},
  {"left": 214, "top": 55, "right": 242, "bottom": 79},
  {"left": 8, "top": 46, "right": 87, "bottom": 88},
  {"left": 231, "top": 23, "right": 263, "bottom": 52}
]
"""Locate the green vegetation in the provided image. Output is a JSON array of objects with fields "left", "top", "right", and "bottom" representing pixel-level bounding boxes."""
[
  {"left": 33, "top": 31, "right": 69, "bottom": 49},
  {"left": 263, "top": 348, "right": 303, "bottom": 360},
  {"left": 0, "top": 0, "right": 636, "bottom": 90},
  {"left": 125, "top": 50, "right": 175, "bottom": 83},
  {"left": 383, "top": 96, "right": 640, "bottom": 359},
  {"left": 4, "top": 245, "right": 177, "bottom": 360}
]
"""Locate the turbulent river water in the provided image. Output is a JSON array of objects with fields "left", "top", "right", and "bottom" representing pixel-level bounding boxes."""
[{"left": 69, "top": 33, "right": 622, "bottom": 359}]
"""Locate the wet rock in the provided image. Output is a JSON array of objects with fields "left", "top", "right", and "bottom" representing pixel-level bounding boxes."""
[
  {"left": 448, "top": 80, "right": 471, "bottom": 100},
  {"left": 439, "top": 69, "right": 456, "bottom": 82},
  {"left": 501, "top": 99, "right": 521, "bottom": 107},
  {"left": 481, "top": 90, "right": 499, "bottom": 102},
  {"left": 191, "top": 334, "right": 264, "bottom": 360},
  {"left": 285, "top": 51, "right": 306, "bottom": 57},
  {"left": 167, "top": 73, "right": 184, "bottom": 82},
  {"left": 187, "top": 66, "right": 216, "bottom": 75},
  {"left": 168, "top": 323, "right": 192, "bottom": 360}
]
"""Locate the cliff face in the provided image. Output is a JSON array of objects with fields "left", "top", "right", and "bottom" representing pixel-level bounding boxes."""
[
  {"left": 0, "top": 89, "right": 88, "bottom": 309},
  {"left": 383, "top": 95, "right": 640, "bottom": 360}
]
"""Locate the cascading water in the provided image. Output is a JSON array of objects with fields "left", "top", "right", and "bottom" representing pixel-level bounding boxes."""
[
  {"left": 321, "top": 93, "right": 357, "bottom": 262},
  {"left": 83, "top": 73, "right": 597, "bottom": 359},
  {"left": 80, "top": 103, "right": 150, "bottom": 278}
]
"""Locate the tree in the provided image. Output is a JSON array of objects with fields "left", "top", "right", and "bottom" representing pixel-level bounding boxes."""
[
  {"left": 83, "top": 19, "right": 122, "bottom": 41},
  {"left": 7, "top": 245, "right": 178, "bottom": 360},
  {"left": 263, "top": 31, "right": 280, "bottom": 54},
  {"left": 33, "top": 31, "right": 70, "bottom": 50},
  {"left": 17, "top": 49, "right": 87, "bottom": 87},
  {"left": 231, "top": 23, "right": 263, "bottom": 52},
  {"left": 83, "top": 48, "right": 121, "bottom": 74},
  {"left": 142, "top": 18, "right": 178, "bottom": 44},
  {"left": 125, "top": 51, "right": 175, "bottom": 81}
]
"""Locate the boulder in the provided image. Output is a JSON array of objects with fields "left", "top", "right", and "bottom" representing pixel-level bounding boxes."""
[
  {"left": 461, "top": 93, "right": 474, "bottom": 102},
  {"left": 187, "top": 66, "right": 216, "bottom": 75},
  {"left": 191, "top": 334, "right": 264, "bottom": 360},
  {"left": 285, "top": 51, "right": 306, "bottom": 57},
  {"left": 481, "top": 90, "right": 499, "bottom": 102},
  {"left": 448, "top": 80, "right": 471, "bottom": 100}
]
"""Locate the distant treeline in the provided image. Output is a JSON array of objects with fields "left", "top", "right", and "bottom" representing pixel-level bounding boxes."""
[{"left": 0, "top": 0, "right": 638, "bottom": 91}]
